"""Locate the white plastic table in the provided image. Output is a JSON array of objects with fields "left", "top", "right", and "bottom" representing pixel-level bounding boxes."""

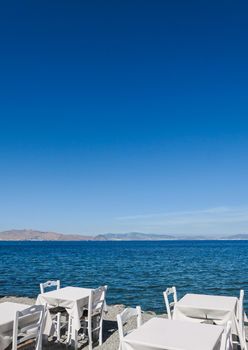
[
  {"left": 0, "top": 302, "right": 30, "bottom": 350},
  {"left": 120, "top": 317, "right": 224, "bottom": 350},
  {"left": 36, "top": 286, "right": 93, "bottom": 343},
  {"left": 173, "top": 293, "right": 239, "bottom": 334}
]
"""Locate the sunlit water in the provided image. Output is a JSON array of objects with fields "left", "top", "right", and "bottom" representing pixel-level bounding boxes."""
[{"left": 0, "top": 240, "right": 247, "bottom": 313}]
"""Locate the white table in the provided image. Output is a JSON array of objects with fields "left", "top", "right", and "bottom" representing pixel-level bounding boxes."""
[
  {"left": 120, "top": 317, "right": 224, "bottom": 350},
  {"left": 173, "top": 293, "right": 239, "bottom": 335},
  {"left": 36, "top": 286, "right": 93, "bottom": 342},
  {"left": 0, "top": 302, "right": 29, "bottom": 350}
]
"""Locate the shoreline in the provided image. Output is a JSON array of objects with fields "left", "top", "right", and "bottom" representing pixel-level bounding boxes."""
[{"left": 0, "top": 239, "right": 248, "bottom": 241}]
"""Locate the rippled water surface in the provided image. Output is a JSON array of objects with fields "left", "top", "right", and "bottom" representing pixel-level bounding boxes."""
[{"left": 0, "top": 240, "right": 247, "bottom": 313}]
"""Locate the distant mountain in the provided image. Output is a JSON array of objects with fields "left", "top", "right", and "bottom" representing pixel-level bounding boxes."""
[
  {"left": 1, "top": 229, "right": 248, "bottom": 241},
  {"left": 221, "top": 234, "right": 248, "bottom": 240},
  {"left": 94, "top": 232, "right": 175, "bottom": 241},
  {"left": 95, "top": 232, "right": 248, "bottom": 241},
  {"left": 176, "top": 235, "right": 215, "bottom": 240},
  {"left": 0, "top": 229, "right": 93, "bottom": 241}
]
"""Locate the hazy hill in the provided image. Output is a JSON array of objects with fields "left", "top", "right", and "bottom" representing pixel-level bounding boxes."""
[
  {"left": 94, "top": 232, "right": 248, "bottom": 241},
  {"left": 0, "top": 229, "right": 93, "bottom": 241},
  {"left": 222, "top": 234, "right": 248, "bottom": 240},
  {"left": 94, "top": 232, "right": 219, "bottom": 241},
  {"left": 1, "top": 230, "right": 248, "bottom": 241},
  {"left": 94, "top": 232, "right": 175, "bottom": 241},
  {"left": 175, "top": 235, "right": 215, "bottom": 240}
]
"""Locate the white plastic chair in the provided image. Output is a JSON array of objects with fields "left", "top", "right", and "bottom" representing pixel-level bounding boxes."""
[
  {"left": 220, "top": 321, "right": 233, "bottom": 350},
  {"left": 237, "top": 289, "right": 247, "bottom": 350},
  {"left": 12, "top": 305, "right": 45, "bottom": 350},
  {"left": 163, "top": 286, "right": 178, "bottom": 319},
  {"left": 117, "top": 306, "right": 142, "bottom": 348},
  {"left": 163, "top": 287, "right": 205, "bottom": 323},
  {"left": 40, "top": 280, "right": 66, "bottom": 341},
  {"left": 40, "top": 280, "right": 60, "bottom": 294},
  {"left": 73, "top": 285, "right": 108, "bottom": 350}
]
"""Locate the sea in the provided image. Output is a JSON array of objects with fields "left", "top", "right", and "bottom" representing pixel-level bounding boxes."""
[{"left": 0, "top": 240, "right": 247, "bottom": 313}]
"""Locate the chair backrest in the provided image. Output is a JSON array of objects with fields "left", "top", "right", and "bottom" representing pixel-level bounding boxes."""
[
  {"left": 163, "top": 286, "right": 178, "bottom": 319},
  {"left": 88, "top": 285, "right": 108, "bottom": 317},
  {"left": 238, "top": 289, "right": 247, "bottom": 350},
  {"left": 220, "top": 321, "right": 233, "bottom": 350},
  {"left": 239, "top": 289, "right": 244, "bottom": 325},
  {"left": 12, "top": 305, "right": 45, "bottom": 350},
  {"left": 117, "top": 306, "right": 142, "bottom": 341},
  {"left": 40, "top": 280, "right": 60, "bottom": 294}
]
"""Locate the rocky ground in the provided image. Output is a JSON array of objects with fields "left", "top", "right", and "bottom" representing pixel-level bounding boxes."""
[
  {"left": 0, "top": 296, "right": 165, "bottom": 349},
  {"left": 1, "top": 296, "right": 246, "bottom": 350}
]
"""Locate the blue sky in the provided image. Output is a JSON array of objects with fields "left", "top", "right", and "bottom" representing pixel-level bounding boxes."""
[{"left": 0, "top": 1, "right": 248, "bottom": 235}]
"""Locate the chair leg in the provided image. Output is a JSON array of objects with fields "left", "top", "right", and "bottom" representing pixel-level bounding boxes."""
[
  {"left": 56, "top": 312, "right": 61, "bottom": 341},
  {"left": 99, "top": 318, "right": 103, "bottom": 346},
  {"left": 66, "top": 316, "right": 72, "bottom": 344},
  {"left": 235, "top": 317, "right": 247, "bottom": 350},
  {"left": 36, "top": 330, "right": 43, "bottom": 350},
  {"left": 74, "top": 329, "right": 78, "bottom": 350},
  {"left": 39, "top": 339, "right": 42, "bottom": 350},
  {"left": 82, "top": 322, "right": 87, "bottom": 338},
  {"left": 88, "top": 321, "right": 93, "bottom": 350}
]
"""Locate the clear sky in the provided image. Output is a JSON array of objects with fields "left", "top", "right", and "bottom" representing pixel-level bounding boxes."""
[{"left": 0, "top": 1, "right": 248, "bottom": 236}]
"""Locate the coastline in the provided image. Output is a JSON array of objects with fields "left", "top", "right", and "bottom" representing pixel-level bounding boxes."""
[{"left": 1, "top": 229, "right": 248, "bottom": 241}]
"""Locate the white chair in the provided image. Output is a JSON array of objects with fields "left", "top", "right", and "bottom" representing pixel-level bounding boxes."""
[
  {"left": 40, "top": 280, "right": 60, "bottom": 294},
  {"left": 163, "top": 287, "right": 205, "bottom": 323},
  {"left": 220, "top": 321, "right": 233, "bottom": 350},
  {"left": 163, "top": 286, "right": 178, "bottom": 319},
  {"left": 12, "top": 305, "right": 45, "bottom": 350},
  {"left": 237, "top": 289, "right": 247, "bottom": 350},
  {"left": 73, "top": 285, "right": 108, "bottom": 350},
  {"left": 117, "top": 306, "right": 142, "bottom": 348},
  {"left": 40, "top": 280, "right": 66, "bottom": 341}
]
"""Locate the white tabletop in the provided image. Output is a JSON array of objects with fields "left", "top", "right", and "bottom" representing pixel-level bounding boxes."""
[
  {"left": 176, "top": 294, "right": 238, "bottom": 312},
  {"left": 38, "top": 286, "right": 92, "bottom": 303},
  {"left": 36, "top": 286, "right": 94, "bottom": 340},
  {"left": 121, "top": 317, "right": 224, "bottom": 350},
  {"left": 0, "top": 302, "right": 30, "bottom": 328},
  {"left": 0, "top": 302, "right": 30, "bottom": 350},
  {"left": 173, "top": 293, "right": 239, "bottom": 337},
  {"left": 173, "top": 293, "right": 238, "bottom": 321}
]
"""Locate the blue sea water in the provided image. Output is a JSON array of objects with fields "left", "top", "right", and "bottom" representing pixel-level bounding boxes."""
[{"left": 0, "top": 240, "right": 247, "bottom": 313}]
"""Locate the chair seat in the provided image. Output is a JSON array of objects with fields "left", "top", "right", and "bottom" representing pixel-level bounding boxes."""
[
  {"left": 80, "top": 309, "right": 101, "bottom": 320},
  {"left": 49, "top": 306, "right": 67, "bottom": 314}
]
